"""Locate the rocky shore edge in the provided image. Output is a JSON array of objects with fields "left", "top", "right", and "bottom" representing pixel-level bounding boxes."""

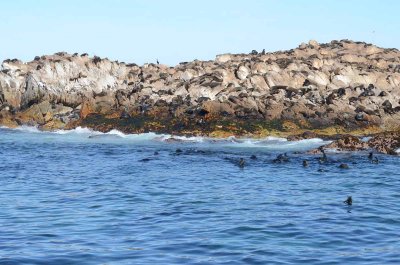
[{"left": 0, "top": 39, "right": 399, "bottom": 154}]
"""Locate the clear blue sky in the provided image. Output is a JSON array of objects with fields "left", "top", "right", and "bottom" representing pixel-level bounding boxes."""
[{"left": 0, "top": 0, "right": 399, "bottom": 65}]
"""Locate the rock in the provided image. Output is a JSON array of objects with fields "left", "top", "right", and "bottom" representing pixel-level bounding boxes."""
[
  {"left": 235, "top": 65, "right": 250, "bottom": 80},
  {"left": 368, "top": 131, "right": 400, "bottom": 154},
  {"left": 299, "top": 43, "right": 307, "bottom": 50},
  {"left": 43, "top": 112, "right": 53, "bottom": 122},
  {"left": 200, "top": 101, "right": 234, "bottom": 116},
  {"left": 322, "top": 135, "right": 368, "bottom": 151},
  {"left": 288, "top": 131, "right": 319, "bottom": 141},
  {"left": 20, "top": 74, "right": 45, "bottom": 109},
  {"left": 250, "top": 75, "right": 269, "bottom": 90},
  {"left": 181, "top": 69, "right": 196, "bottom": 81},
  {"left": 41, "top": 119, "right": 67, "bottom": 130},
  {"left": 308, "top": 40, "right": 319, "bottom": 48},
  {"left": 17, "top": 101, "right": 53, "bottom": 124},
  {"left": 80, "top": 100, "right": 94, "bottom": 119},
  {"left": 0, "top": 40, "right": 399, "bottom": 140},
  {"left": 309, "top": 130, "right": 400, "bottom": 155},
  {"left": 215, "top": 54, "right": 232, "bottom": 63}
]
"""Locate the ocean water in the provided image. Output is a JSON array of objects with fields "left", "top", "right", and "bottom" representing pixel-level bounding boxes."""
[{"left": 1, "top": 127, "right": 400, "bottom": 265}]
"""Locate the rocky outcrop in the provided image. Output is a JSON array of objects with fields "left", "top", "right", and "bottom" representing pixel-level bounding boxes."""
[
  {"left": 322, "top": 135, "right": 369, "bottom": 151},
  {"left": 308, "top": 131, "right": 400, "bottom": 155},
  {"left": 368, "top": 131, "right": 400, "bottom": 154},
  {"left": 0, "top": 40, "right": 400, "bottom": 138}
]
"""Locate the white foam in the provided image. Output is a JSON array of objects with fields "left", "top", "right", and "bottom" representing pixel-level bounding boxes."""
[
  {"left": 0, "top": 125, "right": 330, "bottom": 150},
  {"left": 124, "top": 132, "right": 163, "bottom": 141},
  {"left": 13, "top": 125, "right": 42, "bottom": 133},
  {"left": 212, "top": 136, "right": 328, "bottom": 150},
  {"left": 56, "top": 127, "right": 161, "bottom": 141},
  {"left": 167, "top": 135, "right": 204, "bottom": 142},
  {"left": 105, "top": 129, "right": 127, "bottom": 138},
  {"left": 53, "top": 126, "right": 94, "bottom": 135}
]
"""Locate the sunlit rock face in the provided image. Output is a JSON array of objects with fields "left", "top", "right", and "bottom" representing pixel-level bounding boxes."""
[{"left": 0, "top": 40, "right": 399, "bottom": 134}]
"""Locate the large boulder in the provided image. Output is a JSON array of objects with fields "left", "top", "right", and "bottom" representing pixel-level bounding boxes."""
[{"left": 235, "top": 65, "right": 250, "bottom": 80}]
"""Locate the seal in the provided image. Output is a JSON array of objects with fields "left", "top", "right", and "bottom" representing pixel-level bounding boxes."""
[
  {"left": 318, "top": 147, "right": 327, "bottom": 163},
  {"left": 344, "top": 196, "right": 352, "bottom": 205},
  {"left": 239, "top": 158, "right": 245, "bottom": 168},
  {"left": 175, "top": 148, "right": 183, "bottom": 154},
  {"left": 273, "top": 153, "right": 289, "bottom": 163},
  {"left": 371, "top": 157, "right": 379, "bottom": 164},
  {"left": 303, "top": 160, "right": 309, "bottom": 167}
]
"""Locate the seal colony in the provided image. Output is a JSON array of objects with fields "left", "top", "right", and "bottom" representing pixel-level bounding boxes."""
[{"left": 0, "top": 40, "right": 399, "bottom": 154}]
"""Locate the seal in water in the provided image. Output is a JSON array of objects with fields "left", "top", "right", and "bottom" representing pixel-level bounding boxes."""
[
  {"left": 250, "top": 155, "right": 257, "bottom": 160},
  {"left": 344, "top": 196, "right": 352, "bottom": 205},
  {"left": 303, "top": 160, "right": 309, "bottom": 167},
  {"left": 369, "top": 152, "right": 379, "bottom": 164},
  {"left": 239, "top": 158, "right": 245, "bottom": 168},
  {"left": 339, "top": 163, "right": 349, "bottom": 169},
  {"left": 175, "top": 148, "right": 183, "bottom": 154},
  {"left": 273, "top": 153, "right": 289, "bottom": 163},
  {"left": 318, "top": 147, "right": 327, "bottom": 163}
]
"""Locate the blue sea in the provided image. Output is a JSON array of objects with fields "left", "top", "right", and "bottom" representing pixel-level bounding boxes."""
[{"left": 1, "top": 126, "right": 400, "bottom": 265}]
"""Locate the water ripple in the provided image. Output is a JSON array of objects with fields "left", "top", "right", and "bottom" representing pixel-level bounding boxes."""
[{"left": 1, "top": 128, "right": 400, "bottom": 264}]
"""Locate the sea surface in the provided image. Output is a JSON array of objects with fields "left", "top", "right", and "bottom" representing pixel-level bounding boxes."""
[{"left": 1, "top": 126, "right": 400, "bottom": 265}]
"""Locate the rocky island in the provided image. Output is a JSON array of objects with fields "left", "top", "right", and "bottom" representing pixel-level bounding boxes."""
[{"left": 0, "top": 40, "right": 399, "bottom": 154}]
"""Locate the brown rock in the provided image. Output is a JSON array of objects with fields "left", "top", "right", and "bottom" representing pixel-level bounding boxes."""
[
  {"left": 1, "top": 39, "right": 400, "bottom": 137},
  {"left": 323, "top": 135, "right": 368, "bottom": 151},
  {"left": 368, "top": 131, "right": 400, "bottom": 154},
  {"left": 288, "top": 131, "right": 319, "bottom": 141},
  {"left": 80, "top": 100, "right": 94, "bottom": 119},
  {"left": 201, "top": 101, "right": 234, "bottom": 116}
]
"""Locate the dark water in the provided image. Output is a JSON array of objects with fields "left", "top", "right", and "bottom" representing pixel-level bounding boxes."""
[{"left": 1, "top": 127, "right": 400, "bottom": 264}]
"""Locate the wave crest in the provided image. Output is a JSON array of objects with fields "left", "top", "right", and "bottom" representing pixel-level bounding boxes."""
[{"left": 0, "top": 125, "right": 328, "bottom": 150}]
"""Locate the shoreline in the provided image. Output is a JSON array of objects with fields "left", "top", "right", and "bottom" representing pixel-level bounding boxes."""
[
  {"left": 1, "top": 121, "right": 399, "bottom": 155},
  {"left": 1, "top": 39, "right": 399, "bottom": 154}
]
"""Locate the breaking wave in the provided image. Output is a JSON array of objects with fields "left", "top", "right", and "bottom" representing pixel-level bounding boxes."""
[{"left": 0, "top": 125, "right": 329, "bottom": 150}]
